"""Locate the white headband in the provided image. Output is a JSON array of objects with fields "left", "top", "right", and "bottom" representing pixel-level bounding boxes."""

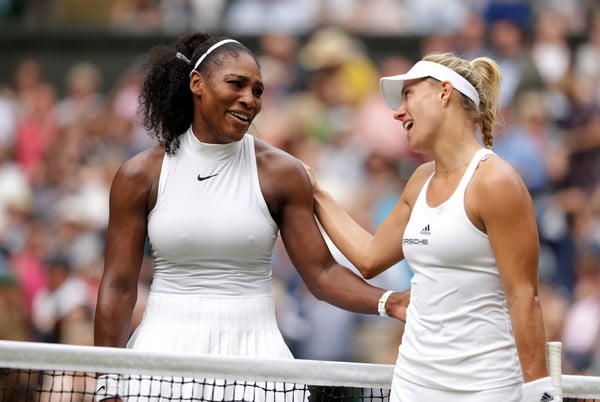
[
  {"left": 189, "top": 39, "right": 240, "bottom": 76},
  {"left": 379, "top": 60, "right": 480, "bottom": 110}
]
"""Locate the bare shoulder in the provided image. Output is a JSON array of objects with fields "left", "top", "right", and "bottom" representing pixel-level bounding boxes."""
[
  {"left": 470, "top": 153, "right": 533, "bottom": 214},
  {"left": 110, "top": 145, "right": 165, "bottom": 212},
  {"left": 114, "top": 145, "right": 164, "bottom": 185},
  {"left": 462, "top": 153, "right": 534, "bottom": 232},
  {"left": 252, "top": 136, "right": 312, "bottom": 218},
  {"left": 253, "top": 136, "right": 307, "bottom": 182},
  {"left": 473, "top": 153, "right": 527, "bottom": 195}
]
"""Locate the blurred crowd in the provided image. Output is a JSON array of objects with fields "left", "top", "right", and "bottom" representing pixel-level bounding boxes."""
[
  {"left": 3, "top": 0, "right": 589, "bottom": 36},
  {"left": 0, "top": 0, "right": 600, "bottom": 378}
]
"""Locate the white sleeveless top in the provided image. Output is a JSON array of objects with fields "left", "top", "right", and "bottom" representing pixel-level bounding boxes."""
[
  {"left": 396, "top": 148, "right": 522, "bottom": 391},
  {"left": 147, "top": 127, "right": 278, "bottom": 296},
  {"left": 131, "top": 129, "right": 305, "bottom": 401}
]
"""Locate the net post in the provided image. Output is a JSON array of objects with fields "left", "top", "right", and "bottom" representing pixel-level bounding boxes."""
[{"left": 546, "top": 341, "right": 563, "bottom": 401}]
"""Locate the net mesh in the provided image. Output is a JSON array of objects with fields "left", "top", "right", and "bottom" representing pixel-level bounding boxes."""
[
  {"left": 0, "top": 340, "right": 599, "bottom": 402},
  {"left": 0, "top": 368, "right": 389, "bottom": 402}
]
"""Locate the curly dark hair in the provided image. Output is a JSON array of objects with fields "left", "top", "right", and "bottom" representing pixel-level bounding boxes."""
[{"left": 138, "top": 32, "right": 255, "bottom": 154}]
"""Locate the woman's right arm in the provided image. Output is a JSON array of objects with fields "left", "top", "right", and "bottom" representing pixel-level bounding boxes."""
[
  {"left": 307, "top": 163, "right": 431, "bottom": 279},
  {"left": 94, "top": 149, "right": 159, "bottom": 348}
]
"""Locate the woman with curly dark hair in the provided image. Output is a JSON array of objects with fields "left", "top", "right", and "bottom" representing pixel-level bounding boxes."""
[{"left": 93, "top": 32, "right": 409, "bottom": 401}]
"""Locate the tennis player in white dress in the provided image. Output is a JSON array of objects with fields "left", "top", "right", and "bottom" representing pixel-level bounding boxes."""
[
  {"left": 304, "top": 53, "right": 561, "bottom": 401},
  {"left": 94, "top": 33, "right": 408, "bottom": 402},
  {"left": 127, "top": 128, "right": 301, "bottom": 401}
]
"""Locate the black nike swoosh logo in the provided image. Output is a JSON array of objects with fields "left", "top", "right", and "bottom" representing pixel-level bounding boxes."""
[{"left": 197, "top": 173, "right": 219, "bottom": 181}]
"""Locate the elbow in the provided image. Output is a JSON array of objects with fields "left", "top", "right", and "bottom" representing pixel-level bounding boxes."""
[
  {"left": 356, "top": 261, "right": 381, "bottom": 280},
  {"left": 352, "top": 249, "right": 388, "bottom": 279},
  {"left": 304, "top": 265, "right": 349, "bottom": 302},
  {"left": 360, "top": 269, "right": 377, "bottom": 280},
  {"left": 306, "top": 282, "right": 328, "bottom": 302},
  {"left": 313, "top": 290, "right": 327, "bottom": 302}
]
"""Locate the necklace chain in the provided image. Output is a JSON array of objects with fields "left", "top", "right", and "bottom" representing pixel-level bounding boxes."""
[{"left": 435, "top": 162, "right": 469, "bottom": 174}]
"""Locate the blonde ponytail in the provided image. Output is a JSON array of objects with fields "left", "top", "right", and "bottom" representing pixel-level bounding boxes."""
[{"left": 423, "top": 53, "right": 502, "bottom": 148}]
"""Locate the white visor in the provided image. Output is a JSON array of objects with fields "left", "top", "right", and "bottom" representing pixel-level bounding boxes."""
[{"left": 379, "top": 60, "right": 480, "bottom": 110}]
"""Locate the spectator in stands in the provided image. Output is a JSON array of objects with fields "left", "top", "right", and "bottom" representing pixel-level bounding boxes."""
[
  {"left": 7, "top": 217, "right": 50, "bottom": 326},
  {"left": 493, "top": 90, "right": 567, "bottom": 197},
  {"left": 574, "top": 8, "right": 600, "bottom": 103},
  {"left": 297, "top": 26, "right": 379, "bottom": 109},
  {"left": 562, "top": 245, "right": 600, "bottom": 374},
  {"left": 303, "top": 52, "right": 560, "bottom": 401},
  {"left": 454, "top": 11, "right": 489, "bottom": 59},
  {"left": 31, "top": 255, "right": 89, "bottom": 343},
  {"left": 351, "top": 56, "right": 416, "bottom": 164},
  {"left": 554, "top": 70, "right": 600, "bottom": 195},
  {"left": 325, "top": 0, "right": 409, "bottom": 35},
  {"left": 0, "top": 140, "right": 31, "bottom": 252},
  {"left": 109, "top": 0, "right": 161, "bottom": 34},
  {"left": 530, "top": 8, "right": 572, "bottom": 88},
  {"left": 93, "top": 32, "right": 408, "bottom": 401},
  {"left": 0, "top": 256, "right": 30, "bottom": 402},
  {"left": 485, "top": 5, "right": 545, "bottom": 105},
  {"left": 12, "top": 59, "right": 44, "bottom": 104},
  {"left": 294, "top": 27, "right": 380, "bottom": 194},
  {"left": 159, "top": 0, "right": 226, "bottom": 34},
  {"left": 222, "top": 0, "right": 318, "bottom": 35},
  {"left": 0, "top": 255, "right": 29, "bottom": 341},
  {"left": 14, "top": 83, "right": 60, "bottom": 182},
  {"left": 54, "top": 62, "right": 105, "bottom": 130},
  {"left": 105, "top": 63, "right": 154, "bottom": 155}
]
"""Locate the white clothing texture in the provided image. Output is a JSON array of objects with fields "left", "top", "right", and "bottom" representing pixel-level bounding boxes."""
[
  {"left": 148, "top": 128, "right": 277, "bottom": 297},
  {"left": 391, "top": 375, "right": 521, "bottom": 402},
  {"left": 126, "top": 127, "right": 305, "bottom": 401},
  {"left": 393, "top": 148, "right": 522, "bottom": 398}
]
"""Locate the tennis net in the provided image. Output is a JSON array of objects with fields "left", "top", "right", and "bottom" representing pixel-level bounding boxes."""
[{"left": 0, "top": 340, "right": 598, "bottom": 401}]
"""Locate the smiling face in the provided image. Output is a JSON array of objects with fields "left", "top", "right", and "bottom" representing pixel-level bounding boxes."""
[
  {"left": 191, "top": 51, "right": 264, "bottom": 144},
  {"left": 394, "top": 77, "right": 445, "bottom": 153}
]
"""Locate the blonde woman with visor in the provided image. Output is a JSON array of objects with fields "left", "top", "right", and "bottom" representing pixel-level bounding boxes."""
[{"left": 303, "top": 53, "right": 560, "bottom": 401}]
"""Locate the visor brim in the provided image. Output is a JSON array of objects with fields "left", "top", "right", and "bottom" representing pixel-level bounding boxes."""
[{"left": 379, "top": 71, "right": 429, "bottom": 110}]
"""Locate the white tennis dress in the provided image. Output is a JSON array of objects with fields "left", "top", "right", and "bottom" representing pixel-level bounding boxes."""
[
  {"left": 391, "top": 148, "right": 523, "bottom": 401},
  {"left": 126, "top": 127, "right": 304, "bottom": 401}
]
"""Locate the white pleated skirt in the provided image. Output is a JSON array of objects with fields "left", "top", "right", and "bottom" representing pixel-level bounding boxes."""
[{"left": 123, "top": 292, "right": 307, "bottom": 402}]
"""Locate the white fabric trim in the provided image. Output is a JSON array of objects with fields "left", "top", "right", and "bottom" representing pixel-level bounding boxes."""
[{"left": 379, "top": 60, "right": 480, "bottom": 109}]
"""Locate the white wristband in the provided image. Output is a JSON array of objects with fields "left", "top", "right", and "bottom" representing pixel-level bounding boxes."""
[
  {"left": 95, "top": 374, "right": 123, "bottom": 402},
  {"left": 378, "top": 290, "right": 394, "bottom": 317},
  {"left": 521, "top": 376, "right": 560, "bottom": 402}
]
